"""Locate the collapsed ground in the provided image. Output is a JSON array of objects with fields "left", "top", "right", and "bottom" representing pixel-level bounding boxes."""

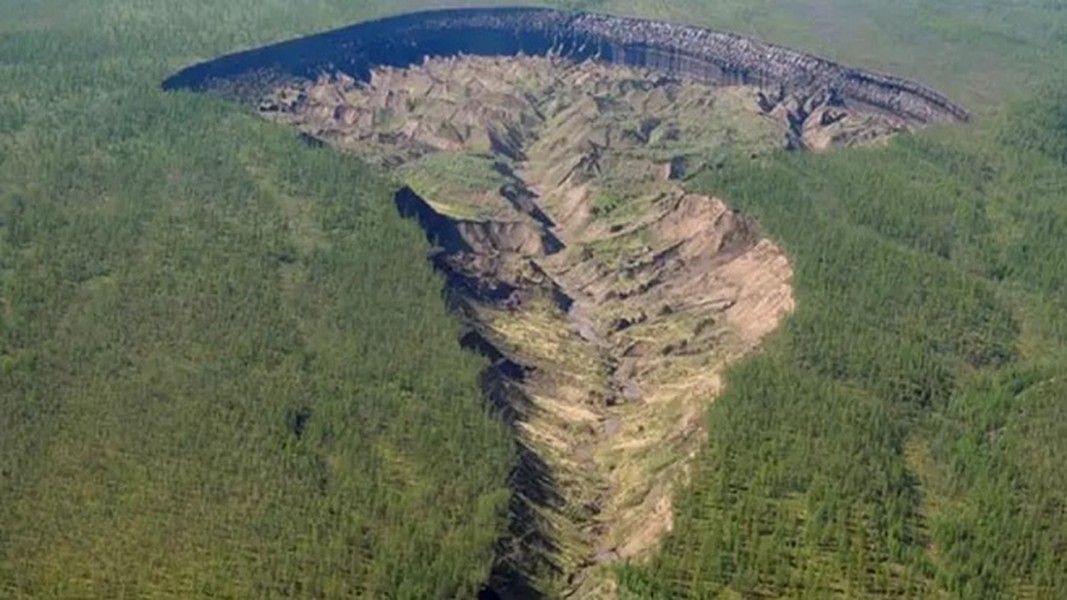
[{"left": 257, "top": 55, "right": 919, "bottom": 597}]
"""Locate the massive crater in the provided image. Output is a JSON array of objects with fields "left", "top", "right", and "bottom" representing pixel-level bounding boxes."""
[
  {"left": 165, "top": 8, "right": 967, "bottom": 599},
  {"left": 164, "top": 7, "right": 968, "bottom": 142}
]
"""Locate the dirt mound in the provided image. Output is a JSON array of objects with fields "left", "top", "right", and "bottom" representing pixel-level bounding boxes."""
[{"left": 261, "top": 55, "right": 796, "bottom": 598}]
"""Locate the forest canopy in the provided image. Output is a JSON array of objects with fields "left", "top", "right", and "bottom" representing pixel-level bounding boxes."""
[
  {"left": 1, "top": 0, "right": 1066, "bottom": 598},
  {"left": 619, "top": 91, "right": 1067, "bottom": 598}
]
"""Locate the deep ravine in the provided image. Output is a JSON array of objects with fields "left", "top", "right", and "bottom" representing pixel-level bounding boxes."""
[{"left": 163, "top": 9, "right": 969, "bottom": 593}]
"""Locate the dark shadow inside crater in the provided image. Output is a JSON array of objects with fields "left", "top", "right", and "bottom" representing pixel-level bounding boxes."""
[{"left": 163, "top": 7, "right": 968, "bottom": 126}]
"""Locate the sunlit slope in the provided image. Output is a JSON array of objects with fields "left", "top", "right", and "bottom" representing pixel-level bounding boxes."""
[
  {"left": 620, "top": 91, "right": 1067, "bottom": 599},
  {"left": 255, "top": 54, "right": 801, "bottom": 596}
]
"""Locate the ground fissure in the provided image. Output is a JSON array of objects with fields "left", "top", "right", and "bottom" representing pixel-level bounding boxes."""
[
  {"left": 163, "top": 18, "right": 968, "bottom": 592},
  {"left": 255, "top": 55, "right": 811, "bottom": 597}
]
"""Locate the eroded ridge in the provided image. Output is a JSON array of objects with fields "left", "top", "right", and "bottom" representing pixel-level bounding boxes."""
[{"left": 259, "top": 55, "right": 795, "bottom": 597}]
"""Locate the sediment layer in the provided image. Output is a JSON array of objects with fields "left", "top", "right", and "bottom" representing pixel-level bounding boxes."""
[
  {"left": 162, "top": 11, "right": 969, "bottom": 597},
  {"left": 163, "top": 7, "right": 968, "bottom": 128},
  {"left": 253, "top": 55, "right": 796, "bottom": 597}
]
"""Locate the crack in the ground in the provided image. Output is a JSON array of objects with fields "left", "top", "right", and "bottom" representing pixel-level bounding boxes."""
[
  {"left": 161, "top": 7, "right": 970, "bottom": 595},
  {"left": 258, "top": 55, "right": 820, "bottom": 597}
]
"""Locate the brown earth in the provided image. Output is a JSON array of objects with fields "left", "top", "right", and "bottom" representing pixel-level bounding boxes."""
[{"left": 257, "top": 55, "right": 814, "bottom": 597}]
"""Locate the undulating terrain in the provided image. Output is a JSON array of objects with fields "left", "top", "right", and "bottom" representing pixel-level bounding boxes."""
[
  {"left": 2, "top": 1, "right": 1067, "bottom": 599},
  {"left": 244, "top": 47, "right": 962, "bottom": 594},
  {"left": 261, "top": 55, "right": 802, "bottom": 595}
]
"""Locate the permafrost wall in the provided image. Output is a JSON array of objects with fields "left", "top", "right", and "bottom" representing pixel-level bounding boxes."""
[
  {"left": 163, "top": 7, "right": 969, "bottom": 125},
  {"left": 161, "top": 10, "right": 969, "bottom": 597}
]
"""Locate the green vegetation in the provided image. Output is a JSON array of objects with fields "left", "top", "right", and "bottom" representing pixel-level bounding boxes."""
[
  {"left": 399, "top": 153, "right": 511, "bottom": 220},
  {"left": 999, "top": 81, "right": 1067, "bottom": 166},
  {"left": 3, "top": 0, "right": 1067, "bottom": 598},
  {"left": 0, "top": 1, "right": 520, "bottom": 598},
  {"left": 618, "top": 95, "right": 1067, "bottom": 599},
  {"left": 561, "top": 0, "right": 1067, "bottom": 109}
]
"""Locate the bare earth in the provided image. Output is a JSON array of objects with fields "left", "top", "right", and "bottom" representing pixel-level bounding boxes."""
[{"left": 257, "top": 55, "right": 832, "bottom": 597}]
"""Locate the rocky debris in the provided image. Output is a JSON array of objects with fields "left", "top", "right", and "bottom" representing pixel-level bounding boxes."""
[
  {"left": 262, "top": 55, "right": 797, "bottom": 598},
  {"left": 160, "top": 8, "right": 969, "bottom": 597},
  {"left": 252, "top": 59, "right": 788, "bottom": 600},
  {"left": 263, "top": 54, "right": 910, "bottom": 166}
]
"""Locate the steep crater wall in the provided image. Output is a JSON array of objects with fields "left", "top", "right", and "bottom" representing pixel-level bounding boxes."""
[
  {"left": 162, "top": 11, "right": 968, "bottom": 598},
  {"left": 226, "top": 52, "right": 801, "bottom": 598},
  {"left": 163, "top": 7, "right": 968, "bottom": 126}
]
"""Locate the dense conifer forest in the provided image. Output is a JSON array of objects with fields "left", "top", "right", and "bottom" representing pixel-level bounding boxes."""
[
  {"left": 1, "top": 0, "right": 1065, "bottom": 598},
  {"left": 618, "top": 98, "right": 1067, "bottom": 598},
  {"left": 0, "top": 1, "right": 521, "bottom": 597}
]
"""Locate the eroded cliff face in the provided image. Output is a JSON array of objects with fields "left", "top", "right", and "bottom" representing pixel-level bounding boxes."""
[
  {"left": 256, "top": 55, "right": 796, "bottom": 597},
  {"left": 164, "top": 7, "right": 969, "bottom": 130},
  {"left": 163, "top": 10, "right": 968, "bottom": 597}
]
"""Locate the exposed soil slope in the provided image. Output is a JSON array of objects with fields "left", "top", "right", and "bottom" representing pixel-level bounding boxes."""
[
  {"left": 258, "top": 55, "right": 802, "bottom": 597},
  {"left": 165, "top": 7, "right": 969, "bottom": 129}
]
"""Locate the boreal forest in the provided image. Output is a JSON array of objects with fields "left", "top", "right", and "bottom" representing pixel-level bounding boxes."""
[{"left": 1, "top": 0, "right": 1065, "bottom": 599}]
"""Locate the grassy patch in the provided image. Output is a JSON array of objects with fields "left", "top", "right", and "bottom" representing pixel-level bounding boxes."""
[{"left": 398, "top": 152, "right": 513, "bottom": 220}]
